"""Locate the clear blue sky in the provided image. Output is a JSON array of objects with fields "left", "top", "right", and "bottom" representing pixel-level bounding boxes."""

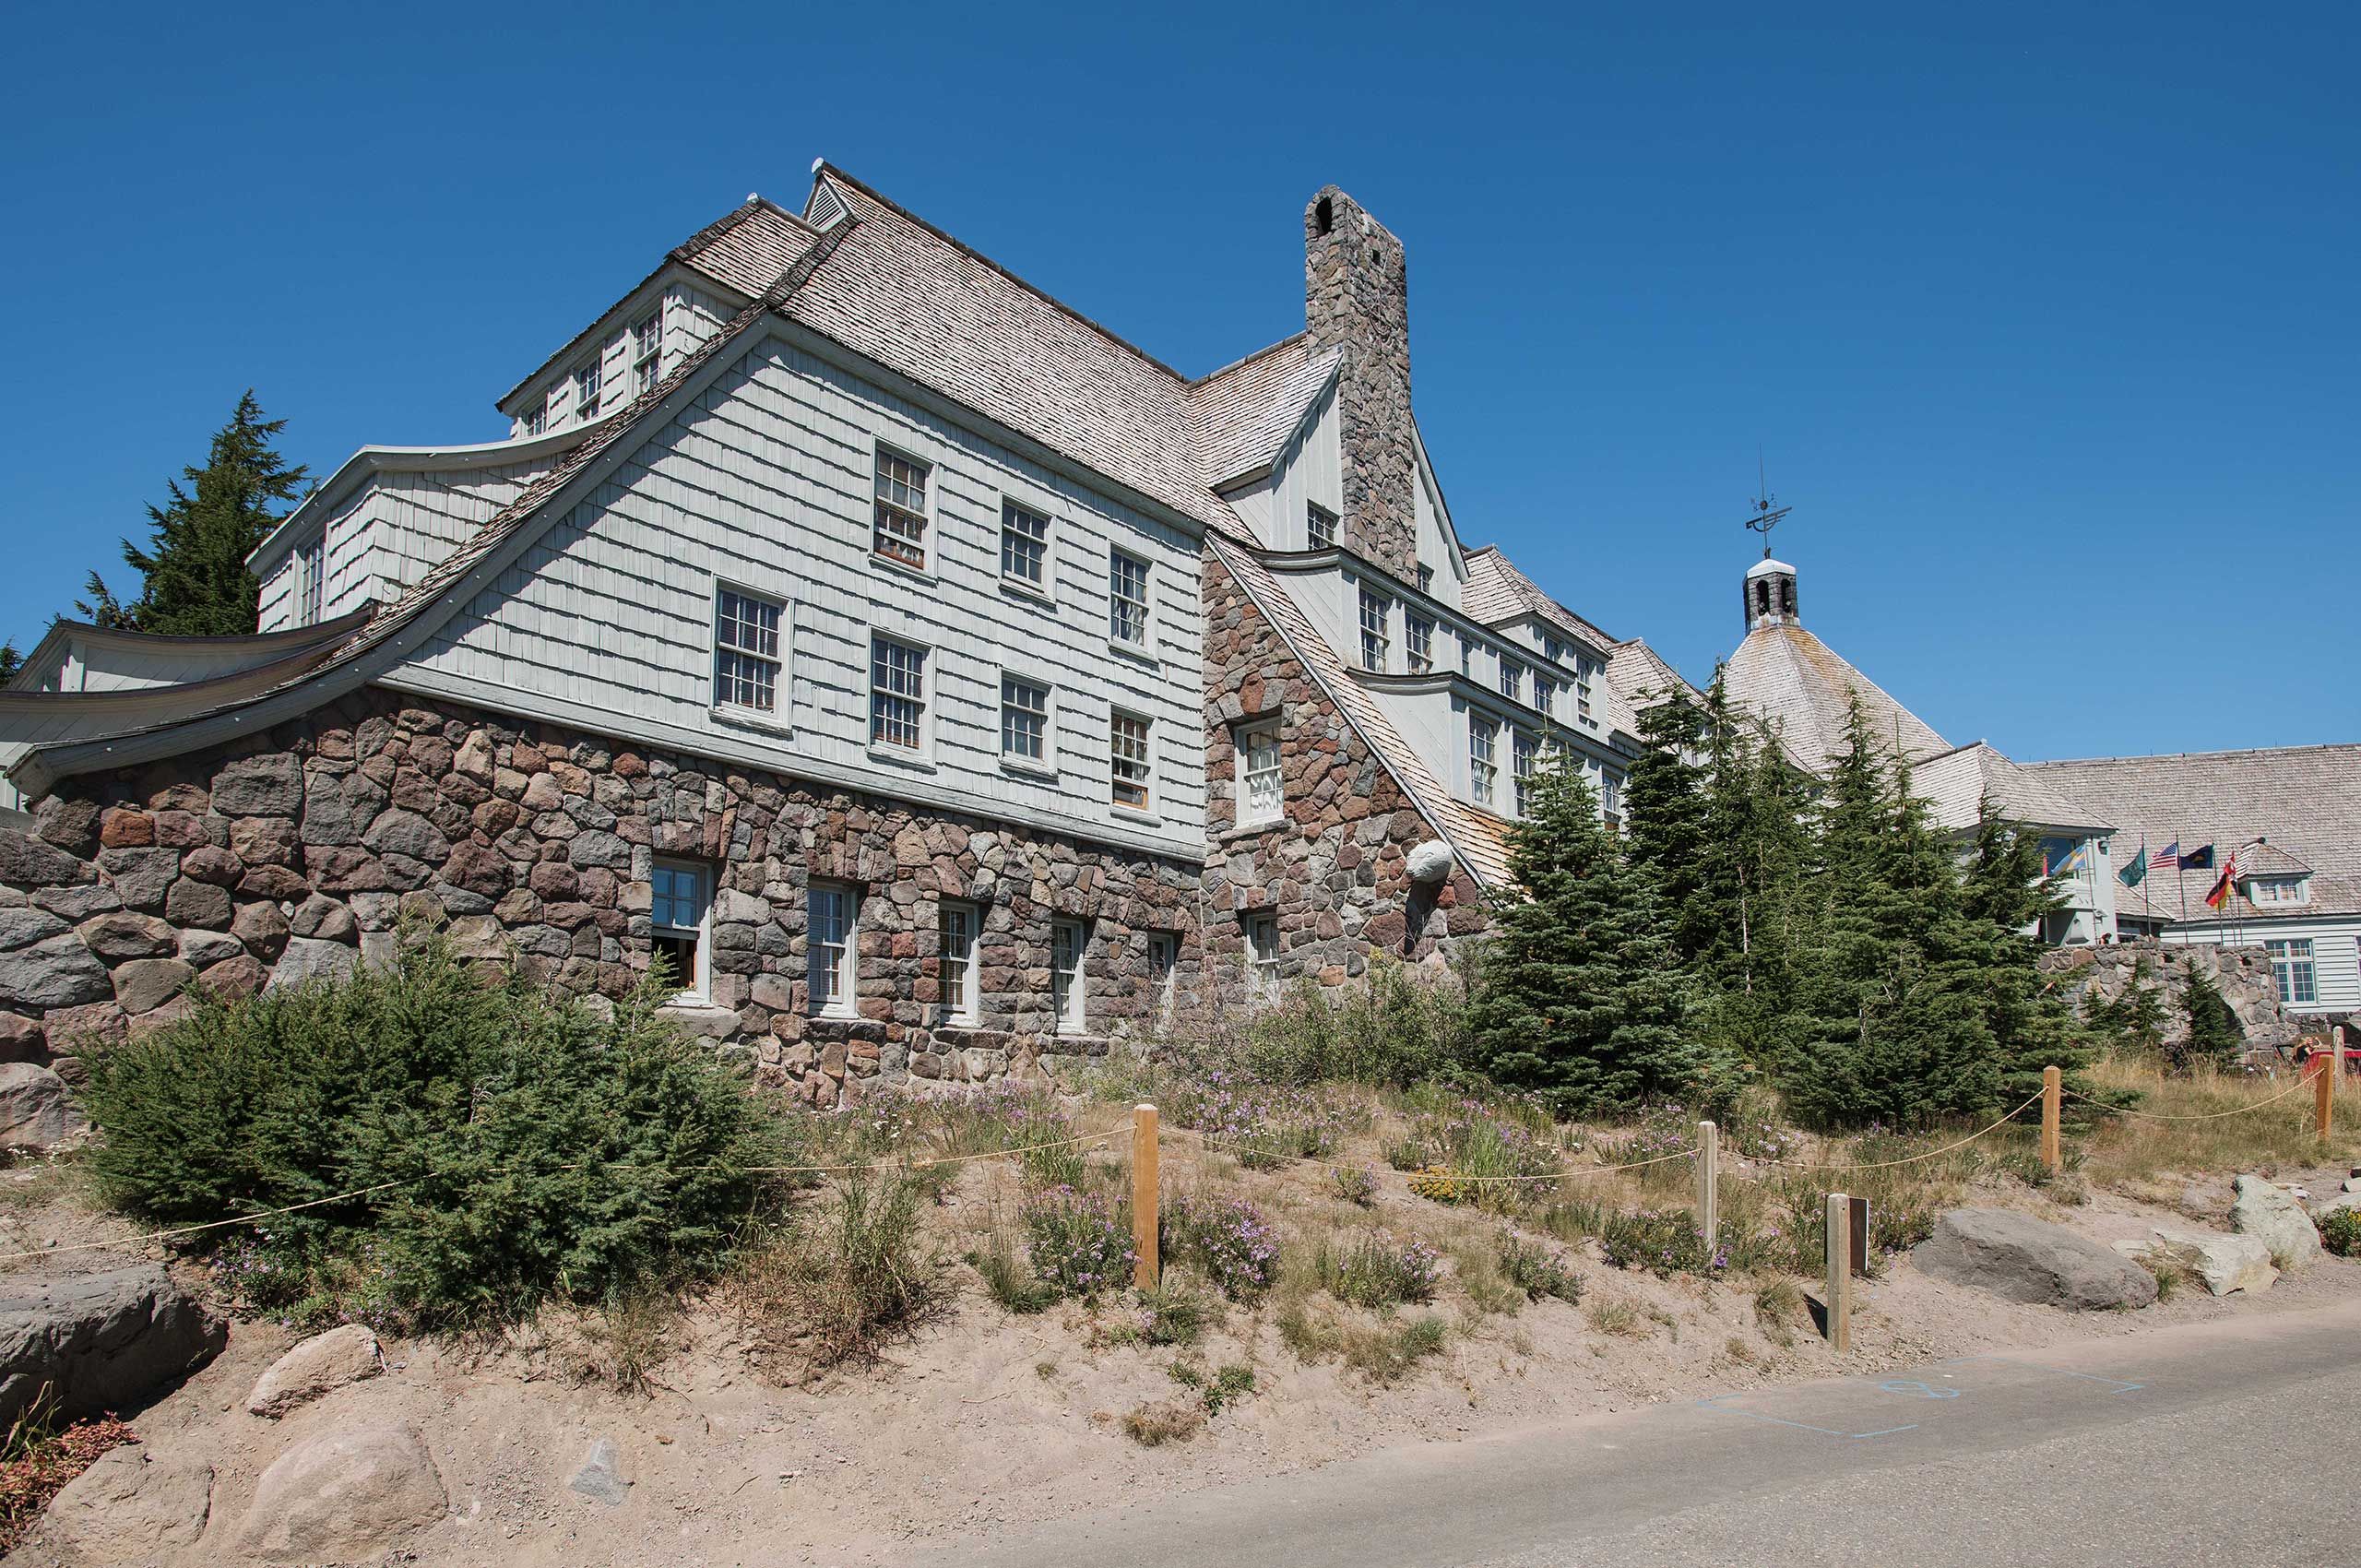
[{"left": 4, "top": 2, "right": 2352, "bottom": 761}]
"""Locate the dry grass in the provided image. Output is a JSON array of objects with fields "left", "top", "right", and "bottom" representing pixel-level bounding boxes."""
[
  {"left": 1584, "top": 1299, "right": 1643, "bottom": 1337},
  {"left": 1121, "top": 1397, "right": 1206, "bottom": 1446},
  {"left": 563, "top": 1283, "right": 682, "bottom": 1396},
  {"left": 726, "top": 1172, "right": 942, "bottom": 1382},
  {"left": 2076, "top": 1055, "right": 2359, "bottom": 1187}
]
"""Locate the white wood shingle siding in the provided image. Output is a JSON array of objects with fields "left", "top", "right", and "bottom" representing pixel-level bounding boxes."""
[
  {"left": 2161, "top": 917, "right": 2361, "bottom": 1015},
  {"left": 394, "top": 330, "right": 1206, "bottom": 859}
]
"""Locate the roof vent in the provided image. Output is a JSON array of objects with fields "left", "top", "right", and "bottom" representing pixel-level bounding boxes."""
[{"left": 807, "top": 182, "right": 850, "bottom": 231}]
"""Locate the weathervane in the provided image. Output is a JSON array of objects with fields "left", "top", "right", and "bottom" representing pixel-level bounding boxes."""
[{"left": 1744, "top": 452, "right": 1789, "bottom": 558}]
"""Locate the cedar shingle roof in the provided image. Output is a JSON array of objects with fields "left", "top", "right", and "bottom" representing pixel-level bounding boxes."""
[
  {"left": 1188, "top": 334, "right": 1340, "bottom": 487},
  {"left": 1912, "top": 742, "right": 2114, "bottom": 835},
  {"left": 1723, "top": 621, "right": 1952, "bottom": 771},
  {"left": 675, "top": 198, "right": 821, "bottom": 297},
  {"left": 2022, "top": 745, "right": 2361, "bottom": 920},
  {"left": 1459, "top": 546, "right": 1619, "bottom": 655}
]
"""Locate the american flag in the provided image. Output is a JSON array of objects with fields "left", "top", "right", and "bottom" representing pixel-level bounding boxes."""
[{"left": 2153, "top": 840, "right": 2182, "bottom": 871}]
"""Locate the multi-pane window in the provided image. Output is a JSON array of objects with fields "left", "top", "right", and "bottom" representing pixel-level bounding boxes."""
[
  {"left": 713, "top": 588, "right": 784, "bottom": 711},
  {"left": 2267, "top": 939, "right": 2318, "bottom": 1006},
  {"left": 1511, "top": 730, "right": 1537, "bottom": 816},
  {"left": 632, "top": 313, "right": 661, "bottom": 394},
  {"left": 1533, "top": 673, "right": 1560, "bottom": 719},
  {"left": 1001, "top": 676, "right": 1050, "bottom": 764},
  {"left": 526, "top": 403, "right": 548, "bottom": 437},
  {"left": 1001, "top": 500, "right": 1050, "bottom": 588},
  {"left": 1240, "top": 720, "right": 1283, "bottom": 826},
  {"left": 1416, "top": 563, "right": 1434, "bottom": 594},
  {"left": 1500, "top": 659, "right": 1523, "bottom": 707},
  {"left": 1109, "top": 551, "right": 1150, "bottom": 645},
  {"left": 1306, "top": 502, "right": 1337, "bottom": 551},
  {"left": 649, "top": 859, "right": 709, "bottom": 998},
  {"left": 1146, "top": 933, "right": 1178, "bottom": 1026},
  {"left": 1460, "top": 636, "right": 1474, "bottom": 677},
  {"left": 2251, "top": 876, "right": 2309, "bottom": 906},
  {"left": 1246, "top": 915, "right": 1281, "bottom": 1005},
  {"left": 1602, "top": 769, "right": 1624, "bottom": 820},
  {"left": 1575, "top": 659, "right": 1596, "bottom": 723},
  {"left": 939, "top": 902, "right": 979, "bottom": 1024},
  {"left": 1469, "top": 717, "right": 1499, "bottom": 808},
  {"left": 1051, "top": 920, "right": 1087, "bottom": 1033},
  {"left": 872, "top": 448, "right": 931, "bottom": 567},
  {"left": 1406, "top": 613, "right": 1434, "bottom": 673},
  {"left": 1358, "top": 587, "right": 1391, "bottom": 671},
  {"left": 1111, "top": 713, "right": 1152, "bottom": 811},
  {"left": 808, "top": 884, "right": 856, "bottom": 1016},
  {"left": 296, "top": 537, "right": 324, "bottom": 627},
  {"left": 575, "top": 361, "right": 602, "bottom": 423},
  {"left": 869, "top": 636, "right": 927, "bottom": 750}
]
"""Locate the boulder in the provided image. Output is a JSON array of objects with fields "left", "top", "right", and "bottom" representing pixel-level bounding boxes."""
[
  {"left": 289, "top": 893, "right": 358, "bottom": 942},
  {"left": 245, "top": 1324, "right": 384, "bottom": 1418},
  {"left": 0, "top": 1265, "right": 225, "bottom": 1426},
  {"left": 265, "top": 936, "right": 359, "bottom": 992},
  {"left": 0, "top": 828, "right": 94, "bottom": 888},
  {"left": 0, "top": 1063, "right": 81, "bottom": 1148},
  {"left": 2112, "top": 1227, "right": 2278, "bottom": 1295},
  {"left": 567, "top": 1434, "right": 631, "bottom": 1506},
  {"left": 361, "top": 807, "right": 448, "bottom": 863},
  {"left": 178, "top": 927, "right": 247, "bottom": 968},
  {"left": 39, "top": 1442, "right": 214, "bottom": 1557},
  {"left": 2232, "top": 1174, "right": 2324, "bottom": 1271},
  {"left": 164, "top": 877, "right": 232, "bottom": 930},
  {"left": 1913, "top": 1207, "right": 2158, "bottom": 1310},
  {"left": 233, "top": 1423, "right": 445, "bottom": 1562},
  {"left": 98, "top": 846, "right": 180, "bottom": 910},
  {"left": 0, "top": 935, "right": 113, "bottom": 1010},
  {"left": 231, "top": 898, "right": 292, "bottom": 960},
  {"left": 30, "top": 883, "right": 120, "bottom": 921}
]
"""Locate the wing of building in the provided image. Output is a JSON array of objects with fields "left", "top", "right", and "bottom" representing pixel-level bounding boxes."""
[{"left": 0, "top": 171, "right": 1665, "bottom": 1099}]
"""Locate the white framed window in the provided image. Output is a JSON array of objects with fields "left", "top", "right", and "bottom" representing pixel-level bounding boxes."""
[
  {"left": 1406, "top": 613, "right": 1434, "bottom": 673},
  {"left": 869, "top": 635, "right": 927, "bottom": 751},
  {"left": 1146, "top": 932, "right": 1178, "bottom": 1027},
  {"left": 574, "top": 361, "right": 602, "bottom": 423},
  {"left": 526, "top": 403, "right": 548, "bottom": 437},
  {"left": 1470, "top": 716, "right": 1499, "bottom": 808},
  {"left": 1246, "top": 914, "right": 1281, "bottom": 1005},
  {"left": 1533, "top": 673, "right": 1560, "bottom": 719},
  {"left": 713, "top": 588, "right": 784, "bottom": 712},
  {"left": 1460, "top": 636, "right": 1474, "bottom": 677},
  {"left": 1001, "top": 499, "right": 1050, "bottom": 588},
  {"left": 1511, "top": 729, "right": 1537, "bottom": 816},
  {"left": 1416, "top": 563, "right": 1433, "bottom": 594},
  {"left": 1575, "top": 658, "right": 1596, "bottom": 723},
  {"left": 1111, "top": 711, "right": 1153, "bottom": 812},
  {"left": 2250, "top": 876, "right": 2310, "bottom": 907},
  {"left": 1306, "top": 501, "right": 1337, "bottom": 551},
  {"left": 1051, "top": 919, "right": 1087, "bottom": 1033},
  {"left": 1602, "top": 769, "right": 1624, "bottom": 821},
  {"left": 632, "top": 312, "right": 661, "bottom": 394},
  {"left": 1001, "top": 675, "right": 1050, "bottom": 766},
  {"left": 872, "top": 446, "right": 931, "bottom": 568},
  {"left": 808, "top": 883, "right": 857, "bottom": 1016},
  {"left": 2267, "top": 939, "right": 2317, "bottom": 1006},
  {"left": 649, "top": 859, "right": 711, "bottom": 1000},
  {"left": 1500, "top": 659, "right": 1523, "bottom": 707},
  {"left": 1109, "top": 550, "right": 1151, "bottom": 646},
  {"left": 1358, "top": 587, "right": 1391, "bottom": 671},
  {"left": 939, "top": 901, "right": 980, "bottom": 1025},
  {"left": 1239, "top": 719, "right": 1283, "bottom": 826},
  {"left": 296, "top": 537, "right": 325, "bottom": 627}
]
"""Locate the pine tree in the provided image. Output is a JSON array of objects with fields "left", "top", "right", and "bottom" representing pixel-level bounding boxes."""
[
  {"left": 1622, "top": 686, "right": 1714, "bottom": 968},
  {"left": 2095, "top": 956, "right": 2170, "bottom": 1055},
  {"left": 89, "top": 392, "right": 310, "bottom": 636},
  {"left": 1467, "top": 747, "right": 1712, "bottom": 1115},
  {"left": 1961, "top": 800, "right": 2091, "bottom": 1106},
  {"left": 2177, "top": 968, "right": 2245, "bottom": 1072}
]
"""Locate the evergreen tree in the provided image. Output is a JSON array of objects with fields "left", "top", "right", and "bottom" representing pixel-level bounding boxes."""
[
  {"left": 1622, "top": 686, "right": 1714, "bottom": 968},
  {"left": 1468, "top": 747, "right": 1714, "bottom": 1114},
  {"left": 0, "top": 641, "right": 18, "bottom": 686},
  {"left": 2177, "top": 968, "right": 2245, "bottom": 1072},
  {"left": 89, "top": 392, "right": 310, "bottom": 636},
  {"left": 2085, "top": 956, "right": 2169, "bottom": 1055},
  {"left": 1961, "top": 801, "right": 2091, "bottom": 1105}
]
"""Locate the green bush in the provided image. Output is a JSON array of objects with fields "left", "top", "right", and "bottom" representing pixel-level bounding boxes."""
[
  {"left": 2319, "top": 1207, "right": 2361, "bottom": 1258},
  {"left": 1235, "top": 964, "right": 1473, "bottom": 1087},
  {"left": 80, "top": 932, "right": 779, "bottom": 1328},
  {"left": 1314, "top": 1233, "right": 1442, "bottom": 1308},
  {"left": 1499, "top": 1235, "right": 1583, "bottom": 1303}
]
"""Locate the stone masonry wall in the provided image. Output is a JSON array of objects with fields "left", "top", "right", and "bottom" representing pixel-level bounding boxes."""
[
  {"left": 2041, "top": 938, "right": 2302, "bottom": 1058},
  {"left": 0, "top": 687, "right": 1199, "bottom": 1107},
  {"left": 1198, "top": 552, "right": 1486, "bottom": 998},
  {"left": 1304, "top": 186, "right": 1418, "bottom": 585}
]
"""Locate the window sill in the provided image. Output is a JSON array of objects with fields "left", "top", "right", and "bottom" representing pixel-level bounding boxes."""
[
  {"left": 709, "top": 704, "right": 794, "bottom": 740},
  {"left": 866, "top": 551, "right": 937, "bottom": 587},
  {"left": 998, "top": 576, "right": 1055, "bottom": 609},
  {"left": 866, "top": 743, "right": 939, "bottom": 773},
  {"left": 1109, "top": 803, "right": 1164, "bottom": 828},
  {"left": 1105, "top": 636, "right": 1158, "bottom": 670},
  {"left": 811, "top": 1006, "right": 860, "bottom": 1024},
  {"left": 1220, "top": 815, "right": 1286, "bottom": 843},
  {"left": 999, "top": 756, "right": 1060, "bottom": 783}
]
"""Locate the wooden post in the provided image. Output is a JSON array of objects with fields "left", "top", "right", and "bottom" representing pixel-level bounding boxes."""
[
  {"left": 1132, "top": 1104, "right": 1159, "bottom": 1290},
  {"left": 2041, "top": 1064, "right": 2062, "bottom": 1174},
  {"left": 1695, "top": 1121, "right": 1719, "bottom": 1250},
  {"left": 1824, "top": 1191, "right": 1852, "bottom": 1353},
  {"left": 2317, "top": 1052, "right": 2334, "bottom": 1146}
]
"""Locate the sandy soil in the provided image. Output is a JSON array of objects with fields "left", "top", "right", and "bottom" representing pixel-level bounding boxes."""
[{"left": 3, "top": 1149, "right": 2355, "bottom": 1568}]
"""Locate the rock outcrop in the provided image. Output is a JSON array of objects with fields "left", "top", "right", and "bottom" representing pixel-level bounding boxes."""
[
  {"left": 1912, "top": 1207, "right": 2159, "bottom": 1310},
  {"left": 233, "top": 1422, "right": 446, "bottom": 1562},
  {"left": 0, "top": 1265, "right": 224, "bottom": 1426}
]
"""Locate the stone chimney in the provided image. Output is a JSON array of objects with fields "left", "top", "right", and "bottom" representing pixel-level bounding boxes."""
[{"left": 1305, "top": 187, "right": 1417, "bottom": 582}]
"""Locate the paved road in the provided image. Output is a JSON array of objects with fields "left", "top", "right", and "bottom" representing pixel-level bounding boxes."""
[{"left": 904, "top": 1302, "right": 2361, "bottom": 1568}]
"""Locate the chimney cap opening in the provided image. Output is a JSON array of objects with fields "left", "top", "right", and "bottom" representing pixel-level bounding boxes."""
[{"left": 1314, "top": 196, "right": 1335, "bottom": 235}]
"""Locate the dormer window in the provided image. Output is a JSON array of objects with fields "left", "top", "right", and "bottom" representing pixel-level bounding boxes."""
[
  {"left": 2249, "top": 875, "right": 2310, "bottom": 907},
  {"left": 1307, "top": 502, "right": 1336, "bottom": 551},
  {"left": 632, "top": 313, "right": 661, "bottom": 394},
  {"left": 575, "top": 361, "right": 603, "bottom": 423},
  {"left": 1358, "top": 587, "right": 1391, "bottom": 671},
  {"left": 526, "top": 403, "right": 548, "bottom": 437}
]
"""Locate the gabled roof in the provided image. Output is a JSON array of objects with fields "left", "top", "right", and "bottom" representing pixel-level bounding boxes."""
[
  {"left": 2021, "top": 744, "right": 2361, "bottom": 920},
  {"left": 1189, "top": 334, "right": 1340, "bottom": 489},
  {"left": 1722, "top": 621, "right": 1952, "bottom": 772},
  {"left": 1912, "top": 742, "right": 2114, "bottom": 836},
  {"left": 1603, "top": 637, "right": 1696, "bottom": 716},
  {"left": 1458, "top": 545, "right": 1620, "bottom": 656},
  {"left": 1206, "top": 535, "right": 1513, "bottom": 892}
]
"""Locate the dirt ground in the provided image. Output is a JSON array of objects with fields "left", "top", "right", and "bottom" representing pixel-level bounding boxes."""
[{"left": 4, "top": 1147, "right": 2356, "bottom": 1568}]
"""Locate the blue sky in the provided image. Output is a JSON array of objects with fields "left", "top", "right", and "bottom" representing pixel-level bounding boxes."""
[{"left": 4, "top": 2, "right": 2352, "bottom": 761}]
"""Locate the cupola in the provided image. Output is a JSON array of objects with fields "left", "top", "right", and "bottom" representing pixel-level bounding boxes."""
[{"left": 1744, "top": 556, "right": 1798, "bottom": 633}]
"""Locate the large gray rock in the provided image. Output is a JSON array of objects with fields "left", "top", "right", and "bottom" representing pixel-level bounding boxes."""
[
  {"left": 0, "top": 829, "right": 93, "bottom": 888},
  {"left": 0, "top": 1062, "right": 82, "bottom": 1148},
  {"left": 361, "top": 807, "right": 448, "bottom": 863},
  {"left": 233, "top": 1423, "right": 446, "bottom": 1562},
  {"left": 2230, "top": 1173, "right": 2324, "bottom": 1272},
  {"left": 1913, "top": 1207, "right": 2159, "bottom": 1310},
  {"left": 0, "top": 1265, "right": 225, "bottom": 1426},
  {"left": 2111, "top": 1227, "right": 2278, "bottom": 1296},
  {"left": 0, "top": 906, "right": 69, "bottom": 952},
  {"left": 38, "top": 1442, "right": 215, "bottom": 1557},
  {"left": 265, "top": 936, "right": 359, "bottom": 992},
  {"left": 77, "top": 910, "right": 175, "bottom": 961},
  {"left": 111, "top": 956, "right": 195, "bottom": 1016},
  {"left": 245, "top": 1323, "right": 383, "bottom": 1417},
  {"left": 0, "top": 934, "right": 113, "bottom": 1010}
]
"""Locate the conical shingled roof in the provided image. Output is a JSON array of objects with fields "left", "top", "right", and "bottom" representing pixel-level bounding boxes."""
[{"left": 1722, "top": 621, "right": 1952, "bottom": 772}]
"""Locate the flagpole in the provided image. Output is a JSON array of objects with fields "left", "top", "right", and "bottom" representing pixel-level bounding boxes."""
[{"left": 2176, "top": 825, "right": 2188, "bottom": 923}]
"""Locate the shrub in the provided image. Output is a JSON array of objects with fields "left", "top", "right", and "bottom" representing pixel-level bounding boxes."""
[
  {"left": 1021, "top": 1185, "right": 1133, "bottom": 1299},
  {"left": 1162, "top": 1069, "right": 1356, "bottom": 1170},
  {"left": 79, "top": 933, "right": 779, "bottom": 1329},
  {"left": 1315, "top": 1233, "right": 1442, "bottom": 1308},
  {"left": 1133, "top": 1280, "right": 1211, "bottom": 1346},
  {"left": 0, "top": 1395, "right": 137, "bottom": 1555},
  {"left": 1500, "top": 1235, "right": 1582, "bottom": 1303},
  {"left": 1235, "top": 965, "right": 1473, "bottom": 1087},
  {"left": 973, "top": 1225, "right": 1058, "bottom": 1313},
  {"left": 1166, "top": 1194, "right": 1280, "bottom": 1299},
  {"left": 1121, "top": 1398, "right": 1205, "bottom": 1446},
  {"left": 1596, "top": 1207, "right": 1726, "bottom": 1277},
  {"left": 1392, "top": 1090, "right": 1562, "bottom": 1212},
  {"left": 2319, "top": 1208, "right": 2361, "bottom": 1258},
  {"left": 1332, "top": 1165, "right": 1378, "bottom": 1206},
  {"left": 730, "top": 1171, "right": 938, "bottom": 1376}
]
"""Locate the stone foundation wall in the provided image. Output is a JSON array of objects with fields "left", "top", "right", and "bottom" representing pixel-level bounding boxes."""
[
  {"left": 2042, "top": 939, "right": 2302, "bottom": 1057},
  {"left": 1198, "top": 553, "right": 1486, "bottom": 998},
  {"left": 0, "top": 688, "right": 1199, "bottom": 1106}
]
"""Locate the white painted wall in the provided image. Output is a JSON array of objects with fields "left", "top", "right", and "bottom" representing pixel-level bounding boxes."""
[{"left": 2159, "top": 917, "right": 2361, "bottom": 1015}]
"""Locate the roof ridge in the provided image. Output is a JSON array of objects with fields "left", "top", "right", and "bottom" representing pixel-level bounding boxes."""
[
  {"left": 1190, "top": 332, "right": 1319, "bottom": 388},
  {"left": 669, "top": 194, "right": 812, "bottom": 264},
  {"left": 813, "top": 163, "right": 1200, "bottom": 387},
  {"left": 2024, "top": 742, "right": 2361, "bottom": 767}
]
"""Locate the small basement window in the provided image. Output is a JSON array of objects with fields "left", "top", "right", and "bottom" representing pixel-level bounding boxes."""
[{"left": 650, "top": 859, "right": 710, "bottom": 1000}]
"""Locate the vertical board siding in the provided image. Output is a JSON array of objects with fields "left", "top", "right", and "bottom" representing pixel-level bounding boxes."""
[
  {"left": 403, "top": 332, "right": 1206, "bottom": 856},
  {"left": 1268, "top": 385, "right": 1342, "bottom": 550}
]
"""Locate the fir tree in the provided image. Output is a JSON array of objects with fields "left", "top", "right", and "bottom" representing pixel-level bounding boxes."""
[
  {"left": 0, "top": 641, "right": 18, "bottom": 686},
  {"left": 89, "top": 392, "right": 310, "bottom": 636},
  {"left": 2177, "top": 968, "right": 2245, "bottom": 1072},
  {"left": 1622, "top": 686, "right": 1714, "bottom": 968},
  {"left": 1960, "top": 800, "right": 2091, "bottom": 1106},
  {"left": 2086, "top": 956, "right": 2169, "bottom": 1055},
  {"left": 1467, "top": 747, "right": 1712, "bottom": 1115}
]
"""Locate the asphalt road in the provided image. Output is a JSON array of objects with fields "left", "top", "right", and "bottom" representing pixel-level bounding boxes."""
[{"left": 905, "top": 1301, "right": 2361, "bottom": 1568}]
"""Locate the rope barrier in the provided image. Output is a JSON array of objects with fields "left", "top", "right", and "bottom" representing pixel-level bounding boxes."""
[
  {"left": 0, "top": 1178, "right": 424, "bottom": 1265},
  {"left": 1157, "top": 1121, "right": 1698, "bottom": 1184},
  {"left": 2061, "top": 1075, "right": 2314, "bottom": 1122},
  {"left": 1734, "top": 1092, "right": 2047, "bottom": 1172}
]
